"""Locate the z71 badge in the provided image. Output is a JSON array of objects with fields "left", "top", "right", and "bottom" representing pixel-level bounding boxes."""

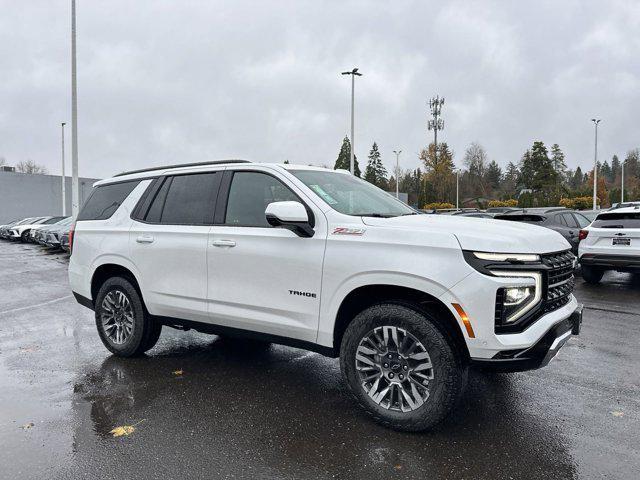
[{"left": 332, "top": 227, "right": 366, "bottom": 236}]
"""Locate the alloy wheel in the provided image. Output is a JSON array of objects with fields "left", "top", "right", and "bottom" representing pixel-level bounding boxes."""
[
  {"left": 355, "top": 325, "right": 434, "bottom": 412},
  {"left": 101, "top": 290, "right": 135, "bottom": 345}
]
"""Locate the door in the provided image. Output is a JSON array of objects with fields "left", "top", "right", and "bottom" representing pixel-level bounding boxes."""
[
  {"left": 207, "top": 169, "right": 326, "bottom": 342},
  {"left": 129, "top": 171, "right": 222, "bottom": 322}
]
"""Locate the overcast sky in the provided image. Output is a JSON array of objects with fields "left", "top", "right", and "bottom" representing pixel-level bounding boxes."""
[{"left": 1, "top": 0, "right": 638, "bottom": 179}]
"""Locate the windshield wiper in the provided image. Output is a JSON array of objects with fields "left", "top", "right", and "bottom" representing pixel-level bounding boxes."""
[
  {"left": 399, "top": 212, "right": 419, "bottom": 216},
  {"left": 358, "top": 213, "right": 397, "bottom": 218}
]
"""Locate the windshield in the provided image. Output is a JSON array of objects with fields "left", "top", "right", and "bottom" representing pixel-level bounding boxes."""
[
  {"left": 290, "top": 170, "right": 414, "bottom": 217},
  {"left": 593, "top": 211, "right": 640, "bottom": 229}
]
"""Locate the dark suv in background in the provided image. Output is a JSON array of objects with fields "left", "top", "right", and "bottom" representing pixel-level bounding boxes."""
[{"left": 495, "top": 207, "right": 591, "bottom": 254}]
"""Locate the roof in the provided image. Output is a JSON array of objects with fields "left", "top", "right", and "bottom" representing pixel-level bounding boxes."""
[{"left": 96, "top": 161, "right": 338, "bottom": 186}]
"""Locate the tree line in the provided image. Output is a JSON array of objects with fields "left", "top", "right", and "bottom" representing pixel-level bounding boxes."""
[{"left": 332, "top": 136, "right": 640, "bottom": 209}]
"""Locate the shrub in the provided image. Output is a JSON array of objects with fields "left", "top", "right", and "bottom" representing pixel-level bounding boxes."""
[
  {"left": 423, "top": 202, "right": 455, "bottom": 210},
  {"left": 559, "top": 196, "right": 597, "bottom": 210},
  {"left": 488, "top": 199, "right": 518, "bottom": 208}
]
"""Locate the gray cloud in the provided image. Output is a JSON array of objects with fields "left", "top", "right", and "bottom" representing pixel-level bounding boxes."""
[{"left": 0, "top": 0, "right": 638, "bottom": 179}]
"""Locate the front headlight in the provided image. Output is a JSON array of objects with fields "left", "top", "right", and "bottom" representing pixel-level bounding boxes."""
[
  {"left": 492, "top": 271, "right": 542, "bottom": 324},
  {"left": 473, "top": 252, "right": 540, "bottom": 262}
]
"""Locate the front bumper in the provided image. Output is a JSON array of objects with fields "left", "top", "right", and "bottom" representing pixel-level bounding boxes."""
[{"left": 470, "top": 304, "right": 582, "bottom": 372}]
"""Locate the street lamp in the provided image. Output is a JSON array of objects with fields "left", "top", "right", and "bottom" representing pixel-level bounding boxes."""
[
  {"left": 591, "top": 118, "right": 601, "bottom": 210},
  {"left": 71, "top": 0, "right": 79, "bottom": 217},
  {"left": 341, "top": 68, "right": 363, "bottom": 175},
  {"left": 392, "top": 150, "right": 402, "bottom": 198},
  {"left": 456, "top": 169, "right": 460, "bottom": 210},
  {"left": 621, "top": 159, "right": 625, "bottom": 203},
  {"left": 61, "top": 122, "right": 66, "bottom": 216}
]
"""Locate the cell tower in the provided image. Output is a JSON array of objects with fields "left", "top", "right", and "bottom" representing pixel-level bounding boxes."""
[{"left": 427, "top": 96, "right": 445, "bottom": 161}]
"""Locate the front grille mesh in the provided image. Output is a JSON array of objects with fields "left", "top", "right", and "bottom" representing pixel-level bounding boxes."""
[{"left": 541, "top": 251, "right": 575, "bottom": 313}]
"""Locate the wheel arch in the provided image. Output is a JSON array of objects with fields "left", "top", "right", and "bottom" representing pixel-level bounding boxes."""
[
  {"left": 332, "top": 284, "right": 470, "bottom": 360},
  {"left": 90, "top": 262, "right": 144, "bottom": 307}
]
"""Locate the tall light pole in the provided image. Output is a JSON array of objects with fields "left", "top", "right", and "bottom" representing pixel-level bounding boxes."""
[
  {"left": 341, "top": 68, "right": 362, "bottom": 175},
  {"left": 621, "top": 159, "right": 625, "bottom": 203},
  {"left": 456, "top": 169, "right": 460, "bottom": 210},
  {"left": 393, "top": 150, "right": 402, "bottom": 198},
  {"left": 71, "top": 0, "right": 80, "bottom": 217},
  {"left": 428, "top": 96, "right": 445, "bottom": 161},
  {"left": 61, "top": 122, "right": 66, "bottom": 216},
  {"left": 591, "top": 118, "right": 601, "bottom": 210}
]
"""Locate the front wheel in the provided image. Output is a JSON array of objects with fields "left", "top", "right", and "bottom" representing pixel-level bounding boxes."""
[
  {"left": 95, "top": 276, "right": 162, "bottom": 357},
  {"left": 581, "top": 265, "right": 604, "bottom": 284},
  {"left": 340, "top": 303, "right": 467, "bottom": 431}
]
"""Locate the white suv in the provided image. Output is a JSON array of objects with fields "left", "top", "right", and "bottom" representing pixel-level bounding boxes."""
[
  {"left": 578, "top": 206, "right": 640, "bottom": 283},
  {"left": 69, "top": 160, "right": 582, "bottom": 431}
]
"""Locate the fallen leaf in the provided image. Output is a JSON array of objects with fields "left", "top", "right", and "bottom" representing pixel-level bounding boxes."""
[
  {"left": 394, "top": 465, "right": 403, "bottom": 470},
  {"left": 173, "top": 369, "right": 183, "bottom": 376},
  {"left": 109, "top": 425, "right": 136, "bottom": 437},
  {"left": 611, "top": 411, "right": 624, "bottom": 417},
  {"left": 21, "top": 422, "right": 35, "bottom": 430}
]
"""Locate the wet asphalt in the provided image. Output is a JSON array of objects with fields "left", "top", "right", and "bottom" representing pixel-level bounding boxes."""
[{"left": 0, "top": 241, "right": 638, "bottom": 480}]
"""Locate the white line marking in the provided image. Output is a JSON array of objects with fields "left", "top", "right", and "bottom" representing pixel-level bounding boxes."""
[{"left": 0, "top": 295, "right": 73, "bottom": 316}]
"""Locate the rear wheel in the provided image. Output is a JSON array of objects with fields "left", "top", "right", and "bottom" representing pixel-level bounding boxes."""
[
  {"left": 95, "top": 276, "right": 161, "bottom": 357},
  {"left": 20, "top": 230, "right": 30, "bottom": 243},
  {"left": 340, "top": 303, "right": 466, "bottom": 431},
  {"left": 581, "top": 265, "right": 604, "bottom": 284}
]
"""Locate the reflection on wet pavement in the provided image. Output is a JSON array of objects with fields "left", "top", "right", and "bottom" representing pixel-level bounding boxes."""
[{"left": 1, "top": 243, "right": 638, "bottom": 479}]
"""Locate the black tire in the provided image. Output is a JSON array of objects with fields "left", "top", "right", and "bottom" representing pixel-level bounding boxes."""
[
  {"left": 20, "top": 230, "right": 30, "bottom": 243},
  {"left": 340, "top": 303, "right": 467, "bottom": 432},
  {"left": 94, "top": 276, "right": 161, "bottom": 357},
  {"left": 581, "top": 265, "right": 604, "bottom": 284}
]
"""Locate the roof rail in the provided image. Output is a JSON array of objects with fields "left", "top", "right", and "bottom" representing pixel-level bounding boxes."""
[{"left": 113, "top": 159, "right": 251, "bottom": 177}]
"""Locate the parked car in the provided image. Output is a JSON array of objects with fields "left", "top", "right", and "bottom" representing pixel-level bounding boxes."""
[
  {"left": 610, "top": 201, "right": 640, "bottom": 210},
  {"left": 3, "top": 217, "right": 49, "bottom": 241},
  {"left": 60, "top": 231, "right": 71, "bottom": 252},
  {"left": 69, "top": 160, "right": 581, "bottom": 431},
  {"left": 9, "top": 216, "right": 64, "bottom": 243},
  {"left": 452, "top": 211, "right": 495, "bottom": 218},
  {"left": 0, "top": 219, "right": 23, "bottom": 239},
  {"left": 28, "top": 216, "right": 67, "bottom": 243},
  {"left": 35, "top": 217, "right": 73, "bottom": 247},
  {"left": 495, "top": 208, "right": 591, "bottom": 254},
  {"left": 486, "top": 207, "right": 519, "bottom": 214},
  {"left": 578, "top": 206, "right": 640, "bottom": 283}
]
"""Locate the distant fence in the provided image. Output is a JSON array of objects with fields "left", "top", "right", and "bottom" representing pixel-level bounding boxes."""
[{"left": 0, "top": 171, "right": 101, "bottom": 223}]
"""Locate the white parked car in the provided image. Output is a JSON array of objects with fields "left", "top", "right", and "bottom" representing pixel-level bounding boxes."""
[
  {"left": 578, "top": 206, "right": 640, "bottom": 283},
  {"left": 69, "top": 160, "right": 582, "bottom": 431},
  {"left": 7, "top": 216, "right": 53, "bottom": 242}
]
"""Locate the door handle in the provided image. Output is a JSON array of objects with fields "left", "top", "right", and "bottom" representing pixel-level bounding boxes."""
[
  {"left": 136, "top": 234, "right": 155, "bottom": 244},
  {"left": 211, "top": 239, "right": 236, "bottom": 247}
]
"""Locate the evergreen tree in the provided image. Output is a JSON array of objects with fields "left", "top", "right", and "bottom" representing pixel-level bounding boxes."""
[
  {"left": 363, "top": 142, "right": 388, "bottom": 189},
  {"left": 550, "top": 144, "right": 567, "bottom": 177},
  {"left": 485, "top": 160, "right": 502, "bottom": 190},
  {"left": 601, "top": 160, "right": 612, "bottom": 184},
  {"left": 501, "top": 162, "right": 520, "bottom": 198},
  {"left": 518, "top": 150, "right": 534, "bottom": 189},
  {"left": 611, "top": 155, "right": 621, "bottom": 181},
  {"left": 333, "top": 136, "right": 361, "bottom": 177},
  {"left": 529, "top": 141, "right": 558, "bottom": 194}
]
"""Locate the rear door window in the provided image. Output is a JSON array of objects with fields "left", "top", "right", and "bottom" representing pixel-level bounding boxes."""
[
  {"left": 144, "top": 172, "right": 221, "bottom": 225},
  {"left": 554, "top": 214, "right": 568, "bottom": 226},
  {"left": 592, "top": 212, "right": 640, "bottom": 229},
  {"left": 77, "top": 181, "right": 141, "bottom": 221},
  {"left": 562, "top": 213, "right": 579, "bottom": 228}
]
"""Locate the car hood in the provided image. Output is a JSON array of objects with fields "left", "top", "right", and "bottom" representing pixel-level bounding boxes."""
[{"left": 361, "top": 215, "right": 570, "bottom": 254}]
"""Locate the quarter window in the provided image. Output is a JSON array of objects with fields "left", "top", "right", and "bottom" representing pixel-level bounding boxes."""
[
  {"left": 77, "top": 181, "right": 141, "bottom": 221},
  {"left": 225, "top": 172, "right": 299, "bottom": 227},
  {"left": 562, "top": 213, "right": 579, "bottom": 228}
]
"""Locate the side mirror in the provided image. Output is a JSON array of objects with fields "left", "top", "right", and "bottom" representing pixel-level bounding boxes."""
[{"left": 265, "top": 201, "right": 314, "bottom": 237}]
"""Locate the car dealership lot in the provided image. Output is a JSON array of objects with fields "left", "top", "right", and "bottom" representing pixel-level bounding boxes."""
[{"left": 0, "top": 242, "right": 638, "bottom": 480}]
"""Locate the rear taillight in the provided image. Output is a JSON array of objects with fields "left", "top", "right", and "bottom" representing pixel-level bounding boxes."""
[
  {"left": 578, "top": 229, "right": 588, "bottom": 241},
  {"left": 68, "top": 223, "right": 75, "bottom": 254}
]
